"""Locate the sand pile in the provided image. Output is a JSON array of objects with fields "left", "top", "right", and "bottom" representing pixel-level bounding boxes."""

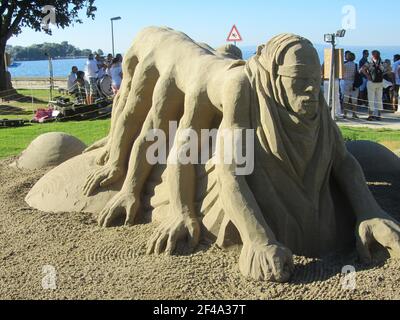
[
  {"left": 11, "top": 132, "right": 86, "bottom": 170},
  {"left": 1, "top": 155, "right": 400, "bottom": 300}
]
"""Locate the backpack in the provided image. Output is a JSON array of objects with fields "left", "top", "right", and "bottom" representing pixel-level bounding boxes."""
[
  {"left": 369, "top": 60, "right": 384, "bottom": 83},
  {"left": 353, "top": 64, "right": 363, "bottom": 88}
]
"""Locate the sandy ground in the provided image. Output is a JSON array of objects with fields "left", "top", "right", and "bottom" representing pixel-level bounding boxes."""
[{"left": 1, "top": 158, "right": 400, "bottom": 300}]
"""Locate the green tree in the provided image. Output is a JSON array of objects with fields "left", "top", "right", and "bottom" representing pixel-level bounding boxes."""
[{"left": 0, "top": 0, "right": 97, "bottom": 91}]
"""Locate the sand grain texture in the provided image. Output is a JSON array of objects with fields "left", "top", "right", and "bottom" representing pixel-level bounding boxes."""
[{"left": 1, "top": 158, "right": 400, "bottom": 300}]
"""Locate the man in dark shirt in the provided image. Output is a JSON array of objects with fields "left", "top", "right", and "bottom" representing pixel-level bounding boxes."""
[
  {"left": 358, "top": 50, "right": 369, "bottom": 106},
  {"left": 359, "top": 50, "right": 369, "bottom": 68}
]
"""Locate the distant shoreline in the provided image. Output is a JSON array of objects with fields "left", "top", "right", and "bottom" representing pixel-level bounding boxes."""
[{"left": 13, "top": 57, "right": 87, "bottom": 62}]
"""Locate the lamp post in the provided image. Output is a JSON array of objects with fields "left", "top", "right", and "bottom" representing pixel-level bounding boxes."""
[
  {"left": 324, "top": 29, "right": 346, "bottom": 120},
  {"left": 44, "top": 52, "right": 54, "bottom": 101},
  {"left": 111, "top": 16, "right": 122, "bottom": 57}
]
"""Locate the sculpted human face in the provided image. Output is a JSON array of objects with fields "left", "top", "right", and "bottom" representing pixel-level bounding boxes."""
[{"left": 279, "top": 44, "right": 321, "bottom": 117}]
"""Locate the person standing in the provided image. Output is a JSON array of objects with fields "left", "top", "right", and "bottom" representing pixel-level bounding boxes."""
[
  {"left": 84, "top": 54, "right": 99, "bottom": 105},
  {"left": 361, "top": 50, "right": 384, "bottom": 121},
  {"left": 110, "top": 57, "right": 123, "bottom": 94},
  {"left": 105, "top": 53, "right": 114, "bottom": 76},
  {"left": 67, "top": 66, "right": 78, "bottom": 94},
  {"left": 393, "top": 54, "right": 400, "bottom": 112},
  {"left": 383, "top": 59, "right": 395, "bottom": 111},
  {"left": 341, "top": 52, "right": 360, "bottom": 119},
  {"left": 358, "top": 50, "right": 369, "bottom": 107},
  {"left": 75, "top": 71, "right": 90, "bottom": 105}
]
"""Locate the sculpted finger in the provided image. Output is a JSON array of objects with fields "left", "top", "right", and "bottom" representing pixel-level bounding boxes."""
[
  {"left": 287, "top": 255, "right": 295, "bottom": 273},
  {"left": 356, "top": 234, "right": 372, "bottom": 263},
  {"left": 165, "top": 234, "right": 178, "bottom": 256},
  {"left": 102, "top": 206, "right": 122, "bottom": 228},
  {"left": 104, "top": 152, "right": 110, "bottom": 163},
  {"left": 125, "top": 207, "right": 137, "bottom": 226},
  {"left": 274, "top": 260, "right": 292, "bottom": 283},
  {"left": 259, "top": 254, "right": 272, "bottom": 281},
  {"left": 251, "top": 252, "right": 263, "bottom": 281},
  {"left": 372, "top": 221, "right": 400, "bottom": 252},
  {"left": 98, "top": 209, "right": 110, "bottom": 227},
  {"left": 83, "top": 175, "right": 95, "bottom": 194},
  {"left": 99, "top": 174, "right": 117, "bottom": 188},
  {"left": 155, "top": 233, "right": 169, "bottom": 255},
  {"left": 146, "top": 232, "right": 161, "bottom": 255},
  {"left": 386, "top": 240, "right": 400, "bottom": 259},
  {"left": 269, "top": 256, "right": 285, "bottom": 283},
  {"left": 84, "top": 175, "right": 103, "bottom": 196},
  {"left": 187, "top": 224, "right": 200, "bottom": 251}
]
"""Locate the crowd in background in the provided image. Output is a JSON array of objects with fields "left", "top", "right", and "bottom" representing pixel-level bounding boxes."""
[
  {"left": 331, "top": 49, "right": 400, "bottom": 121},
  {"left": 67, "top": 53, "right": 123, "bottom": 105},
  {"left": 65, "top": 49, "right": 400, "bottom": 118}
]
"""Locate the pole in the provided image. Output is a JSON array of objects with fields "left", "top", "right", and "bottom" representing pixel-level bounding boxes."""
[
  {"left": 327, "top": 36, "right": 336, "bottom": 120},
  {"left": 111, "top": 20, "right": 115, "bottom": 57},
  {"left": 48, "top": 54, "right": 54, "bottom": 101}
]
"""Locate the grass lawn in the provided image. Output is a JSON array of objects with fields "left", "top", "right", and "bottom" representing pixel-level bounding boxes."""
[
  {"left": 0, "top": 89, "right": 51, "bottom": 113},
  {"left": 0, "top": 119, "right": 110, "bottom": 159},
  {"left": 340, "top": 127, "right": 400, "bottom": 151}
]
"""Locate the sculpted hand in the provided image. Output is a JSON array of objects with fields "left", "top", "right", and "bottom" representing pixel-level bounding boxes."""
[
  {"left": 239, "top": 242, "right": 294, "bottom": 283},
  {"left": 146, "top": 215, "right": 200, "bottom": 255},
  {"left": 83, "top": 164, "right": 123, "bottom": 196},
  {"left": 98, "top": 192, "right": 140, "bottom": 227},
  {"left": 356, "top": 217, "right": 400, "bottom": 262}
]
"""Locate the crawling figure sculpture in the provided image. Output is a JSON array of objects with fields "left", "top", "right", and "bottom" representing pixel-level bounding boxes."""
[{"left": 27, "top": 27, "right": 400, "bottom": 283}]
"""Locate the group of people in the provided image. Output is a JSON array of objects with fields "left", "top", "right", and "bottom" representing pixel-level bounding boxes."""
[
  {"left": 67, "top": 53, "right": 123, "bottom": 105},
  {"left": 330, "top": 49, "right": 400, "bottom": 121}
]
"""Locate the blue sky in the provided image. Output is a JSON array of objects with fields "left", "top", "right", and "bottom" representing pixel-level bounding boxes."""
[{"left": 8, "top": 0, "right": 399, "bottom": 53}]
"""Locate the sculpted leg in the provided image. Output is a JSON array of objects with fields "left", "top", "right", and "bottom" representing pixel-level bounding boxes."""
[
  {"left": 95, "top": 54, "right": 140, "bottom": 165},
  {"left": 83, "top": 60, "right": 159, "bottom": 197},
  {"left": 147, "top": 95, "right": 215, "bottom": 255},
  {"left": 98, "top": 77, "right": 184, "bottom": 227},
  {"left": 84, "top": 91, "right": 122, "bottom": 156},
  {"left": 85, "top": 48, "right": 139, "bottom": 163}
]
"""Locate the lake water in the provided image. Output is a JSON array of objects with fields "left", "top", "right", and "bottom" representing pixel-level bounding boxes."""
[
  {"left": 9, "top": 58, "right": 87, "bottom": 78},
  {"left": 9, "top": 45, "right": 400, "bottom": 78}
]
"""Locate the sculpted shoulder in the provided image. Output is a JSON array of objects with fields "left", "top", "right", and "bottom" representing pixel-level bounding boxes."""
[{"left": 224, "top": 66, "right": 251, "bottom": 99}]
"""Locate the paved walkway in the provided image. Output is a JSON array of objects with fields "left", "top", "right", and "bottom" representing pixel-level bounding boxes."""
[{"left": 337, "top": 112, "right": 400, "bottom": 130}]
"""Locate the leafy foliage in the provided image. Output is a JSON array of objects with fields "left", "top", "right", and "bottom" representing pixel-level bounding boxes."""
[
  {"left": 6, "top": 42, "right": 95, "bottom": 60},
  {"left": 0, "top": 1, "right": 97, "bottom": 41}
]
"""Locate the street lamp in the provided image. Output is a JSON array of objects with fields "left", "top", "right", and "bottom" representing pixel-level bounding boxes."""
[
  {"left": 111, "top": 16, "right": 122, "bottom": 57},
  {"left": 324, "top": 29, "right": 346, "bottom": 120}
]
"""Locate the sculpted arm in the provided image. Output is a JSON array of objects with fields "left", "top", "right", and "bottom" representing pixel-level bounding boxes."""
[
  {"left": 332, "top": 128, "right": 400, "bottom": 261},
  {"left": 216, "top": 76, "right": 294, "bottom": 282}
]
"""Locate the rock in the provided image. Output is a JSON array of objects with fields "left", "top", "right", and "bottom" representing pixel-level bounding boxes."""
[
  {"left": 346, "top": 141, "right": 400, "bottom": 177},
  {"left": 11, "top": 132, "right": 86, "bottom": 170}
]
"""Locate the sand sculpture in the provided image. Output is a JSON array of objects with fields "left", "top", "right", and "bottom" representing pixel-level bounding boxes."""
[
  {"left": 346, "top": 141, "right": 400, "bottom": 177},
  {"left": 11, "top": 132, "right": 86, "bottom": 170},
  {"left": 26, "top": 27, "right": 400, "bottom": 283}
]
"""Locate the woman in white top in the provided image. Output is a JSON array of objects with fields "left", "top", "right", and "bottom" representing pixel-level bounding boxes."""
[{"left": 110, "top": 57, "right": 123, "bottom": 94}]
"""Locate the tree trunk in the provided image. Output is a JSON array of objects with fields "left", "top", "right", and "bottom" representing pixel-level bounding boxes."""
[{"left": 0, "top": 37, "right": 13, "bottom": 93}]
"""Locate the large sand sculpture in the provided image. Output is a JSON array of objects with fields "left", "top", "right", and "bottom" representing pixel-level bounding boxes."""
[{"left": 26, "top": 27, "right": 400, "bottom": 283}]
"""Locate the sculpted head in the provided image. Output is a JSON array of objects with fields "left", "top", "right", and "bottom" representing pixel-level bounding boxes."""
[{"left": 262, "top": 34, "right": 322, "bottom": 117}]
